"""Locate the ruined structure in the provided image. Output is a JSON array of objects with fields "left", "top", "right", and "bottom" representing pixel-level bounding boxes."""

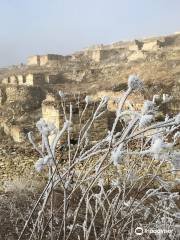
[
  {"left": 1, "top": 32, "right": 180, "bottom": 143},
  {"left": 25, "top": 73, "right": 45, "bottom": 86},
  {"left": 142, "top": 39, "right": 165, "bottom": 51},
  {"left": 1, "top": 73, "right": 61, "bottom": 86},
  {"left": 42, "top": 93, "right": 111, "bottom": 141},
  {"left": 27, "top": 54, "right": 70, "bottom": 66},
  {"left": 1, "top": 122, "right": 24, "bottom": 142},
  {"left": 84, "top": 48, "right": 119, "bottom": 62}
]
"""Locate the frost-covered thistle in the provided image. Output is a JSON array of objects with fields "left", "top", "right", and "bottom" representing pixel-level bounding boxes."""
[
  {"left": 36, "top": 118, "right": 57, "bottom": 136},
  {"left": 170, "top": 152, "right": 180, "bottom": 172},
  {"left": 150, "top": 136, "right": 174, "bottom": 159},
  {"left": 139, "top": 114, "right": 154, "bottom": 128},
  {"left": 34, "top": 156, "right": 53, "bottom": 172},
  {"left": 111, "top": 144, "right": 124, "bottom": 166},
  {"left": 175, "top": 113, "right": 180, "bottom": 125},
  {"left": 19, "top": 75, "right": 180, "bottom": 240},
  {"left": 141, "top": 100, "right": 155, "bottom": 115},
  {"left": 85, "top": 95, "right": 92, "bottom": 104},
  {"left": 139, "top": 100, "right": 156, "bottom": 127},
  {"left": 101, "top": 95, "right": 109, "bottom": 103},
  {"left": 59, "top": 90, "right": 65, "bottom": 98},
  {"left": 128, "top": 75, "right": 143, "bottom": 91},
  {"left": 34, "top": 158, "right": 44, "bottom": 172}
]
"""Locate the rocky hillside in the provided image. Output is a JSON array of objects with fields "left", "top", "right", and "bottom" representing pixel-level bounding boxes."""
[{"left": 0, "top": 33, "right": 180, "bottom": 94}]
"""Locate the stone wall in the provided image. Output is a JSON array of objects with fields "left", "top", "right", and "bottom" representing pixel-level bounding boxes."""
[
  {"left": 45, "top": 74, "right": 60, "bottom": 84},
  {"left": 142, "top": 40, "right": 161, "bottom": 51},
  {"left": 42, "top": 103, "right": 62, "bottom": 129},
  {"left": 2, "top": 73, "right": 47, "bottom": 86},
  {"left": 1, "top": 121, "right": 24, "bottom": 142},
  {"left": 41, "top": 94, "right": 109, "bottom": 142},
  {"left": 27, "top": 54, "right": 69, "bottom": 66},
  {"left": 41, "top": 92, "right": 145, "bottom": 143},
  {"left": 27, "top": 55, "right": 40, "bottom": 66},
  {"left": 85, "top": 49, "right": 119, "bottom": 62},
  {"left": 25, "top": 73, "right": 45, "bottom": 86},
  {"left": 92, "top": 91, "right": 144, "bottom": 111},
  {"left": 128, "top": 51, "right": 146, "bottom": 62},
  {"left": 4, "top": 85, "right": 45, "bottom": 109}
]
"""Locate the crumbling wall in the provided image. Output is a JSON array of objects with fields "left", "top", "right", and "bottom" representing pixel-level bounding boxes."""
[
  {"left": 10, "top": 125, "right": 24, "bottom": 142},
  {"left": 26, "top": 73, "right": 45, "bottom": 86},
  {"left": 93, "top": 91, "right": 144, "bottom": 111},
  {"left": 10, "top": 75, "right": 18, "bottom": 84},
  {"left": 2, "top": 77, "right": 10, "bottom": 84},
  {"left": 5, "top": 85, "right": 45, "bottom": 109},
  {"left": 27, "top": 55, "right": 40, "bottom": 66},
  {"left": 142, "top": 40, "right": 161, "bottom": 51},
  {"left": 27, "top": 54, "right": 68, "bottom": 66},
  {"left": 128, "top": 51, "right": 146, "bottom": 62},
  {"left": 91, "top": 50, "right": 101, "bottom": 62},
  {"left": 1, "top": 121, "right": 24, "bottom": 142},
  {"left": 42, "top": 103, "right": 62, "bottom": 129},
  {"left": 41, "top": 94, "right": 109, "bottom": 141},
  {"left": 85, "top": 49, "right": 119, "bottom": 62},
  {"left": 39, "top": 55, "right": 49, "bottom": 66},
  {"left": 17, "top": 75, "right": 26, "bottom": 85},
  {"left": 45, "top": 74, "right": 60, "bottom": 84}
]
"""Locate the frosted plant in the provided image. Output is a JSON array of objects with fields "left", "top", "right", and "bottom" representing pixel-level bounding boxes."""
[
  {"left": 59, "top": 90, "right": 65, "bottom": 98},
  {"left": 85, "top": 95, "right": 92, "bottom": 104},
  {"left": 18, "top": 75, "right": 180, "bottom": 240},
  {"left": 170, "top": 152, "right": 180, "bottom": 173},
  {"left": 127, "top": 74, "right": 143, "bottom": 91},
  {"left": 139, "top": 114, "right": 154, "bottom": 128},
  {"left": 34, "top": 158, "right": 46, "bottom": 172},
  {"left": 141, "top": 100, "right": 156, "bottom": 115},
  {"left": 175, "top": 113, "right": 180, "bottom": 125},
  {"left": 111, "top": 143, "right": 124, "bottom": 166},
  {"left": 101, "top": 95, "right": 109, "bottom": 102},
  {"left": 173, "top": 131, "right": 180, "bottom": 143},
  {"left": 34, "top": 156, "right": 53, "bottom": 172}
]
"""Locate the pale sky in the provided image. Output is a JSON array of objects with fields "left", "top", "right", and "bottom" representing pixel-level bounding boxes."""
[{"left": 0, "top": 0, "right": 180, "bottom": 67}]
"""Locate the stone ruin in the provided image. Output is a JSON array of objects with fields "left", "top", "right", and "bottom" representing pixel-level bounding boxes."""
[
  {"left": 23, "top": 36, "right": 170, "bottom": 67},
  {"left": 2, "top": 73, "right": 61, "bottom": 86},
  {"left": 41, "top": 93, "right": 110, "bottom": 142},
  {"left": 27, "top": 54, "right": 70, "bottom": 66},
  {"left": 41, "top": 91, "right": 145, "bottom": 143},
  {"left": 1, "top": 86, "right": 179, "bottom": 143}
]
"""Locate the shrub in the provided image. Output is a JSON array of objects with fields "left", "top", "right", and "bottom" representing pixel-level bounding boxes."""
[{"left": 18, "top": 75, "right": 180, "bottom": 240}]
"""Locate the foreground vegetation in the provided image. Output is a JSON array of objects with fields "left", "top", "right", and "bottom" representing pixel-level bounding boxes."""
[{"left": 1, "top": 75, "right": 180, "bottom": 240}]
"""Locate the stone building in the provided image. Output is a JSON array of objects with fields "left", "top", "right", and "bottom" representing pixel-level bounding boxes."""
[
  {"left": 45, "top": 73, "right": 60, "bottom": 84},
  {"left": 93, "top": 91, "right": 144, "bottom": 112},
  {"left": 17, "top": 75, "right": 26, "bottom": 85},
  {"left": 42, "top": 94, "right": 61, "bottom": 129},
  {"left": 27, "top": 55, "right": 40, "bottom": 66},
  {"left": 142, "top": 40, "right": 164, "bottom": 51},
  {"left": 25, "top": 73, "right": 45, "bottom": 86},
  {"left": 84, "top": 48, "right": 119, "bottom": 62},
  {"left": 10, "top": 75, "right": 18, "bottom": 84},
  {"left": 1, "top": 72, "right": 62, "bottom": 86},
  {"left": 41, "top": 93, "right": 110, "bottom": 141},
  {"left": 27, "top": 54, "right": 70, "bottom": 66},
  {"left": 2, "top": 77, "right": 10, "bottom": 84},
  {"left": 1, "top": 121, "right": 24, "bottom": 142}
]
